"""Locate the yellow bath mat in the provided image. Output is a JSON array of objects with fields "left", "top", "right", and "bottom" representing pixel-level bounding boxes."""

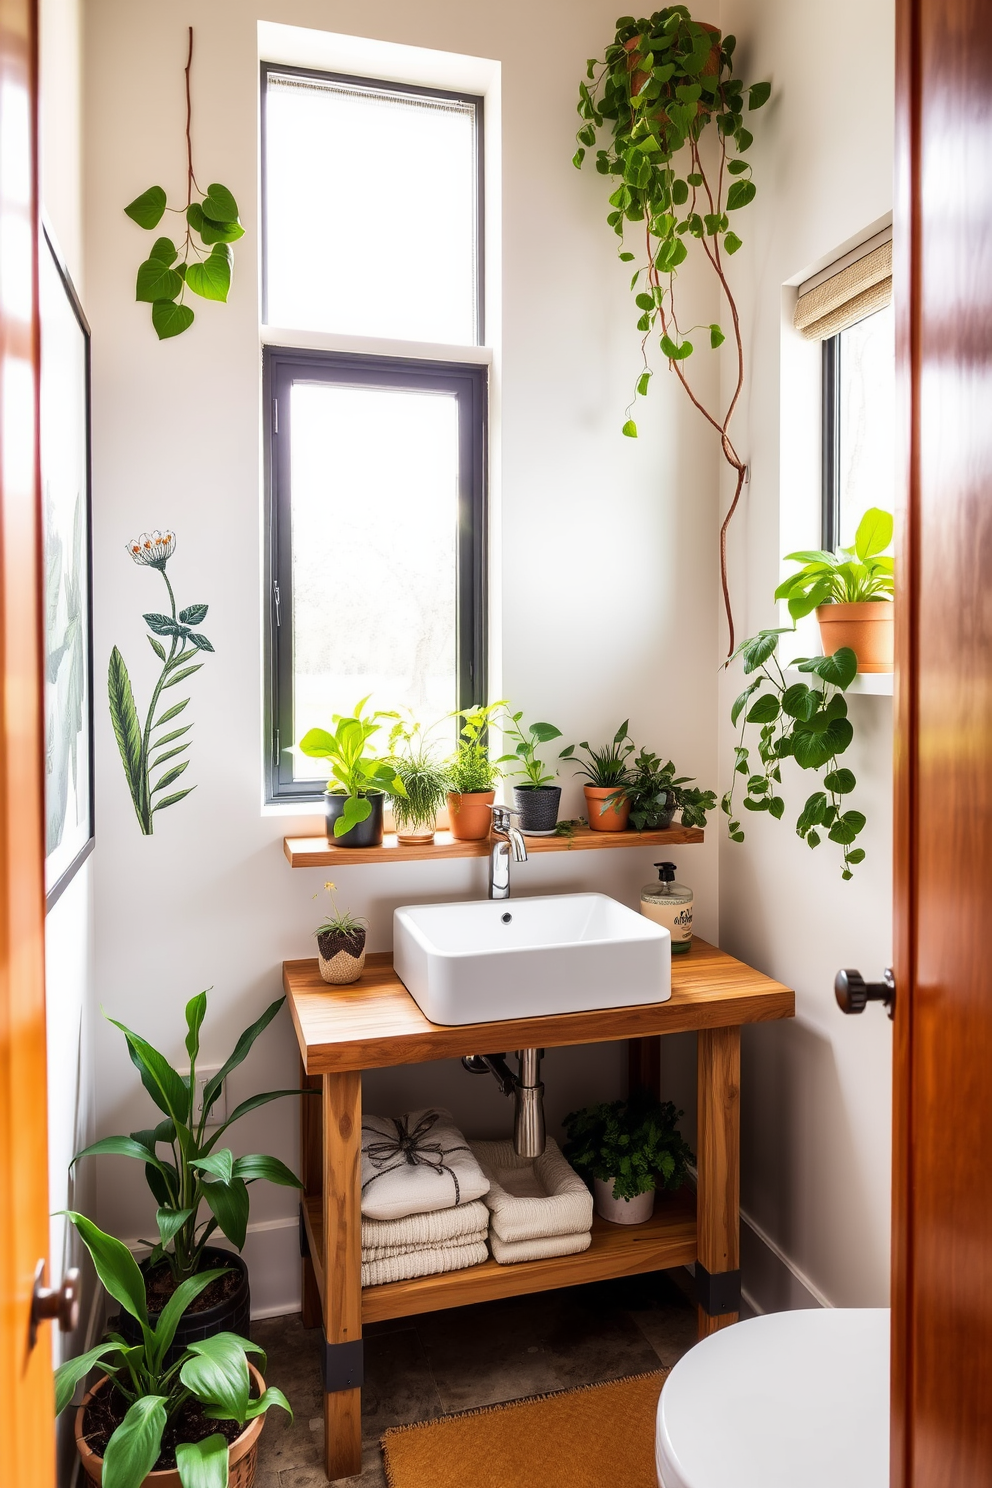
[{"left": 382, "top": 1369, "right": 667, "bottom": 1488}]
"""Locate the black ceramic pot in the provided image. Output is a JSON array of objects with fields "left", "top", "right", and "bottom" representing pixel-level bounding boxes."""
[
  {"left": 324, "top": 791, "right": 385, "bottom": 847},
  {"left": 512, "top": 784, "right": 562, "bottom": 833},
  {"left": 115, "top": 1246, "right": 251, "bottom": 1365}
]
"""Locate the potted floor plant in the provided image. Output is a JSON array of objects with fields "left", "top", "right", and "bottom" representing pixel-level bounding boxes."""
[
  {"left": 446, "top": 702, "right": 505, "bottom": 841},
  {"left": 56, "top": 1213, "right": 291, "bottom": 1488},
  {"left": 774, "top": 507, "right": 894, "bottom": 673},
  {"left": 497, "top": 711, "right": 563, "bottom": 834},
  {"left": 614, "top": 748, "right": 717, "bottom": 830},
  {"left": 387, "top": 718, "right": 451, "bottom": 845},
  {"left": 298, "top": 697, "right": 406, "bottom": 847},
  {"left": 72, "top": 992, "right": 313, "bottom": 1357},
  {"left": 563, "top": 1093, "right": 694, "bottom": 1226},
  {"left": 560, "top": 721, "right": 635, "bottom": 831},
  {"left": 314, "top": 881, "right": 367, "bottom": 985}
]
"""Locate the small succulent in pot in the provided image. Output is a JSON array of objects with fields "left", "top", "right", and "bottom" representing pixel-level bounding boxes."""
[
  {"left": 560, "top": 721, "right": 635, "bottom": 831},
  {"left": 314, "top": 881, "right": 367, "bottom": 985},
  {"left": 611, "top": 749, "right": 717, "bottom": 830},
  {"left": 496, "top": 710, "right": 563, "bottom": 833},
  {"left": 387, "top": 716, "right": 451, "bottom": 844}
]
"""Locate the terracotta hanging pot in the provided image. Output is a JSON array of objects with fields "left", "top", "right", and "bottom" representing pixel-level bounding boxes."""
[
  {"left": 446, "top": 790, "right": 495, "bottom": 841},
  {"left": 816, "top": 602, "right": 894, "bottom": 674},
  {"left": 624, "top": 23, "right": 722, "bottom": 116},
  {"left": 583, "top": 785, "right": 631, "bottom": 833}
]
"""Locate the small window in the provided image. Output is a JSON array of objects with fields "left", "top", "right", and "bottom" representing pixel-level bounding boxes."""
[
  {"left": 262, "top": 66, "right": 483, "bottom": 343},
  {"left": 264, "top": 350, "right": 487, "bottom": 801},
  {"left": 822, "top": 303, "right": 895, "bottom": 550}
]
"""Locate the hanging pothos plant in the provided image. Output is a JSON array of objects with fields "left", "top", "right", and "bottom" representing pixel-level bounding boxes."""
[
  {"left": 124, "top": 28, "right": 244, "bottom": 340},
  {"left": 575, "top": 8, "right": 771, "bottom": 652}
]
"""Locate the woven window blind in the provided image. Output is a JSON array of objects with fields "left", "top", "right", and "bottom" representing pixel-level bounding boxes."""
[{"left": 793, "top": 238, "right": 892, "bottom": 341}]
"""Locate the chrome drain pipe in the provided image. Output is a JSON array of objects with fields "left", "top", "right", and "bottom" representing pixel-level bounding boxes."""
[{"left": 461, "top": 1048, "right": 546, "bottom": 1157}]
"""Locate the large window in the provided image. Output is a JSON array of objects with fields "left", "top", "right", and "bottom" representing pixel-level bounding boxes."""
[
  {"left": 821, "top": 303, "right": 895, "bottom": 551},
  {"left": 261, "top": 65, "right": 487, "bottom": 803}
]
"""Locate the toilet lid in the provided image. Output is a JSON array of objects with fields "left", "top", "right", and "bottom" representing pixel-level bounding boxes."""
[{"left": 656, "top": 1308, "right": 889, "bottom": 1488}]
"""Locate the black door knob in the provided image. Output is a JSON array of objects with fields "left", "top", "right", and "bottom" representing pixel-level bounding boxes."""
[{"left": 835, "top": 968, "right": 895, "bottom": 1018}]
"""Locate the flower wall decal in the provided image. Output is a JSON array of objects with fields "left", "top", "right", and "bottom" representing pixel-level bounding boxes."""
[{"left": 108, "top": 529, "right": 213, "bottom": 834}]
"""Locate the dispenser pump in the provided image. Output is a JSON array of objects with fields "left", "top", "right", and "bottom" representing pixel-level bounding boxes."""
[{"left": 640, "top": 860, "right": 694, "bottom": 954}]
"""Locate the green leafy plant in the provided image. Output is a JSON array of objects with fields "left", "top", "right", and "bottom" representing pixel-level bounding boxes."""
[
  {"left": 72, "top": 991, "right": 313, "bottom": 1288},
  {"left": 615, "top": 747, "right": 716, "bottom": 828},
  {"left": 774, "top": 507, "right": 895, "bottom": 618},
  {"left": 387, "top": 717, "right": 451, "bottom": 832},
  {"left": 109, "top": 529, "right": 212, "bottom": 836},
  {"left": 54, "top": 1213, "right": 291, "bottom": 1488},
  {"left": 497, "top": 712, "right": 563, "bottom": 789},
  {"left": 314, "top": 880, "right": 366, "bottom": 940},
  {"left": 722, "top": 630, "right": 866, "bottom": 877},
  {"left": 575, "top": 8, "right": 771, "bottom": 651},
  {"left": 559, "top": 720, "right": 635, "bottom": 786},
  {"left": 563, "top": 1092, "right": 694, "bottom": 1201},
  {"left": 298, "top": 697, "right": 406, "bottom": 837},
  {"left": 447, "top": 702, "right": 507, "bottom": 794},
  {"left": 124, "top": 29, "right": 243, "bottom": 340}
]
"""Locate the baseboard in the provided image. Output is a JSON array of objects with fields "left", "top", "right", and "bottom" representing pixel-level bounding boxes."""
[{"left": 739, "top": 1205, "right": 831, "bottom": 1314}]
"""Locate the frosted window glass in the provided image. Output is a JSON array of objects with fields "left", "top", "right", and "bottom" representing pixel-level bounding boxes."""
[
  {"left": 290, "top": 381, "right": 458, "bottom": 779},
  {"left": 838, "top": 304, "right": 895, "bottom": 547},
  {"left": 265, "top": 72, "right": 479, "bottom": 344}
]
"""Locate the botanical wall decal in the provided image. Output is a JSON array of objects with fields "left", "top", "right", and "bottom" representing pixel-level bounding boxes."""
[{"left": 108, "top": 530, "right": 213, "bottom": 834}]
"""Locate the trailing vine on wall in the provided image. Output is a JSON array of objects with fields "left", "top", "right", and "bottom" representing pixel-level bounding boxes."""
[
  {"left": 575, "top": 7, "right": 771, "bottom": 652},
  {"left": 124, "top": 27, "right": 244, "bottom": 340}
]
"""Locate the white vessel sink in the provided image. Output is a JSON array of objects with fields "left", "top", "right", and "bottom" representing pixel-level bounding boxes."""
[{"left": 392, "top": 893, "right": 671, "bottom": 1026}]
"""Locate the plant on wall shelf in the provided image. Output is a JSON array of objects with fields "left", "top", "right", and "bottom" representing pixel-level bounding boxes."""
[
  {"left": 108, "top": 529, "right": 212, "bottom": 835},
  {"left": 615, "top": 748, "right": 717, "bottom": 829},
  {"left": 387, "top": 716, "right": 451, "bottom": 844},
  {"left": 124, "top": 28, "right": 244, "bottom": 340},
  {"left": 575, "top": 7, "right": 771, "bottom": 651}
]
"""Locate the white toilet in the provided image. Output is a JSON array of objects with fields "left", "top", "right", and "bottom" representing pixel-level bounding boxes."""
[{"left": 656, "top": 1308, "right": 889, "bottom": 1488}]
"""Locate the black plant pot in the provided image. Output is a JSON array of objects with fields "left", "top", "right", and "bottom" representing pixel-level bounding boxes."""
[
  {"left": 324, "top": 791, "right": 385, "bottom": 847},
  {"left": 115, "top": 1246, "right": 251, "bottom": 1365},
  {"left": 512, "top": 785, "right": 562, "bottom": 834}
]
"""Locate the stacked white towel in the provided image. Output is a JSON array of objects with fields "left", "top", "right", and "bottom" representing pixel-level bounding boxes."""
[
  {"left": 470, "top": 1138, "right": 594, "bottom": 1264},
  {"left": 360, "top": 1109, "right": 490, "bottom": 1286}
]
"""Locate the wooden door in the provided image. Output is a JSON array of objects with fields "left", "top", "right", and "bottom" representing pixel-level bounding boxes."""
[
  {"left": 0, "top": 0, "right": 56, "bottom": 1481},
  {"left": 892, "top": 0, "right": 992, "bottom": 1482}
]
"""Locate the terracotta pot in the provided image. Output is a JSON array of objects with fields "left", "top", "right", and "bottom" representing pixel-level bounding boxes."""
[
  {"left": 583, "top": 785, "right": 631, "bottom": 833},
  {"left": 624, "top": 23, "right": 721, "bottom": 114},
  {"left": 816, "top": 601, "right": 894, "bottom": 674},
  {"left": 447, "top": 789, "right": 494, "bottom": 841},
  {"left": 593, "top": 1178, "right": 655, "bottom": 1226},
  {"left": 76, "top": 1364, "right": 266, "bottom": 1488}
]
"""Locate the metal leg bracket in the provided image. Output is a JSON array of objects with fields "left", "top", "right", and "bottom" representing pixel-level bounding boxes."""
[
  {"left": 695, "top": 1263, "right": 742, "bottom": 1317},
  {"left": 322, "top": 1337, "right": 364, "bottom": 1393}
]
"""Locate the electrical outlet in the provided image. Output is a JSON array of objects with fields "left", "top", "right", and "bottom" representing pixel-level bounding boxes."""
[{"left": 192, "top": 1065, "right": 226, "bottom": 1126}]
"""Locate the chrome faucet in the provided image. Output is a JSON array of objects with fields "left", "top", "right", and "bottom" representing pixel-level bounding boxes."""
[{"left": 488, "top": 804, "right": 527, "bottom": 899}]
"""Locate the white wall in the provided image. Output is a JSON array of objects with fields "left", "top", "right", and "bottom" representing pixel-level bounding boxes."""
[
  {"left": 716, "top": 0, "right": 895, "bottom": 1307},
  {"left": 83, "top": 0, "right": 720, "bottom": 1317}
]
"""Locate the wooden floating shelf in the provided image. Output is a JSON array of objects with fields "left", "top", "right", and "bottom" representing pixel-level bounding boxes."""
[
  {"left": 284, "top": 823, "right": 704, "bottom": 868},
  {"left": 301, "top": 1189, "right": 696, "bottom": 1325}
]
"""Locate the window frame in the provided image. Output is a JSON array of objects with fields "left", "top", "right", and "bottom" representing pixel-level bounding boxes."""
[
  {"left": 821, "top": 333, "right": 841, "bottom": 553},
  {"left": 259, "top": 62, "right": 486, "bottom": 343},
  {"left": 262, "top": 347, "right": 489, "bottom": 804}
]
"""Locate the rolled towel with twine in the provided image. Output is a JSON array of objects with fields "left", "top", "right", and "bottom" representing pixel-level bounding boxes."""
[{"left": 361, "top": 1108, "right": 490, "bottom": 1221}]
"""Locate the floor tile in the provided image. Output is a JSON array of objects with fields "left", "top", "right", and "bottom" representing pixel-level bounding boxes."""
[
  {"left": 361, "top": 1325, "right": 443, "bottom": 1438},
  {"left": 414, "top": 1292, "right": 565, "bottom": 1411}
]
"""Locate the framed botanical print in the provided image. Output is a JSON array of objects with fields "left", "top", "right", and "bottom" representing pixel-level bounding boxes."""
[{"left": 40, "top": 222, "right": 94, "bottom": 910}]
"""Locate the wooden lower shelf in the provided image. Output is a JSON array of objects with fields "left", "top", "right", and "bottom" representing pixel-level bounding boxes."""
[
  {"left": 302, "top": 1188, "right": 696, "bottom": 1325},
  {"left": 284, "top": 823, "right": 703, "bottom": 867}
]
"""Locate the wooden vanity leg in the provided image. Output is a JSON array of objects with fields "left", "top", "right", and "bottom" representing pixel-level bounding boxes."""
[
  {"left": 695, "top": 1026, "right": 741, "bottom": 1339},
  {"left": 299, "top": 1060, "right": 322, "bottom": 1330},
  {"left": 627, "top": 1035, "right": 662, "bottom": 1097},
  {"left": 322, "top": 1070, "right": 363, "bottom": 1480}
]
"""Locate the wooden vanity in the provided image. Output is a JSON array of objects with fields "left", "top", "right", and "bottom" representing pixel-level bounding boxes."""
[{"left": 283, "top": 938, "right": 794, "bottom": 1479}]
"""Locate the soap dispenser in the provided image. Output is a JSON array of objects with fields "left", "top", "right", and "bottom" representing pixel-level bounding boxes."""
[{"left": 640, "top": 861, "right": 693, "bottom": 954}]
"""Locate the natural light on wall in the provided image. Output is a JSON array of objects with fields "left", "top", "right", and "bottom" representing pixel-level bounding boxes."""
[{"left": 838, "top": 304, "right": 894, "bottom": 546}]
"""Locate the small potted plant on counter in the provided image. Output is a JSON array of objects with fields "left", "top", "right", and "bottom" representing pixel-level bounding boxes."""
[
  {"left": 71, "top": 992, "right": 311, "bottom": 1357},
  {"left": 615, "top": 749, "right": 717, "bottom": 830},
  {"left": 314, "top": 881, "right": 367, "bottom": 985},
  {"left": 497, "top": 710, "right": 563, "bottom": 834},
  {"left": 773, "top": 507, "right": 894, "bottom": 672},
  {"left": 298, "top": 697, "right": 406, "bottom": 846},
  {"left": 56, "top": 1213, "right": 291, "bottom": 1488},
  {"left": 560, "top": 721, "right": 635, "bottom": 831},
  {"left": 563, "top": 1092, "right": 694, "bottom": 1226},
  {"left": 386, "top": 717, "right": 451, "bottom": 845},
  {"left": 446, "top": 702, "right": 506, "bottom": 841}
]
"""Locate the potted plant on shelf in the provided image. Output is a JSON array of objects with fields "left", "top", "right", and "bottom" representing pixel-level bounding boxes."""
[
  {"left": 71, "top": 992, "right": 312, "bottom": 1357},
  {"left": 386, "top": 717, "right": 451, "bottom": 845},
  {"left": 298, "top": 697, "right": 406, "bottom": 846},
  {"left": 774, "top": 507, "right": 894, "bottom": 672},
  {"left": 563, "top": 1092, "right": 694, "bottom": 1226},
  {"left": 559, "top": 721, "right": 635, "bottom": 831},
  {"left": 446, "top": 702, "right": 506, "bottom": 841},
  {"left": 314, "top": 881, "right": 367, "bottom": 985},
  {"left": 56, "top": 1213, "right": 291, "bottom": 1488},
  {"left": 497, "top": 711, "right": 564, "bottom": 834},
  {"left": 614, "top": 748, "right": 717, "bottom": 830}
]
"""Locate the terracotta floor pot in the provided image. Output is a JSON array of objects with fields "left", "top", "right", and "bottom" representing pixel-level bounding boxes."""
[
  {"left": 593, "top": 1178, "right": 655, "bottom": 1226},
  {"left": 583, "top": 785, "right": 630, "bottom": 833},
  {"left": 447, "top": 790, "right": 494, "bottom": 841},
  {"left": 816, "top": 601, "right": 894, "bottom": 673},
  {"left": 76, "top": 1364, "right": 266, "bottom": 1488}
]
